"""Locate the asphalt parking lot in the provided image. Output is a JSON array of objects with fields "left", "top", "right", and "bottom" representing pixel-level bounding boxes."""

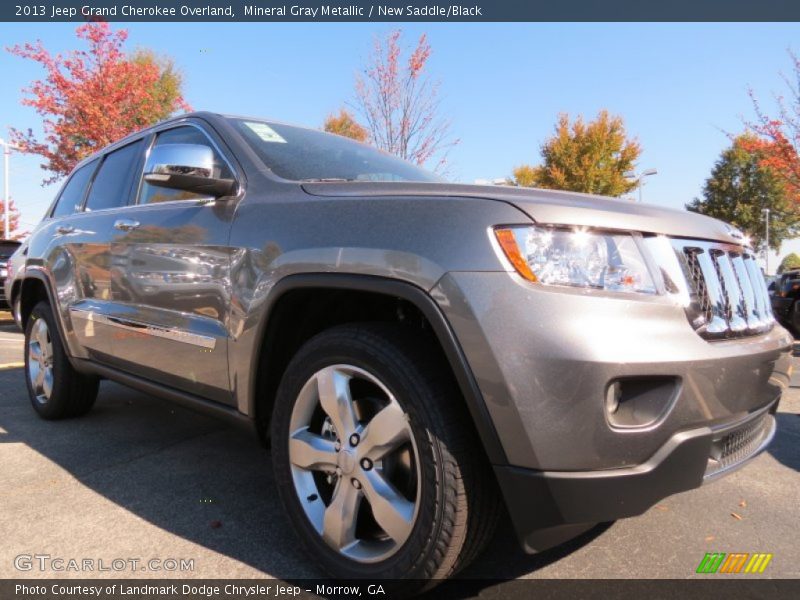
[{"left": 1, "top": 313, "right": 798, "bottom": 581}]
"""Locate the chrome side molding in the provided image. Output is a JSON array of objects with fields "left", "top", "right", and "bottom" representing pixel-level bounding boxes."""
[{"left": 69, "top": 306, "right": 216, "bottom": 350}]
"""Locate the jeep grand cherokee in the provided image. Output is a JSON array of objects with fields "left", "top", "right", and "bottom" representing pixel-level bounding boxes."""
[{"left": 6, "top": 112, "right": 792, "bottom": 590}]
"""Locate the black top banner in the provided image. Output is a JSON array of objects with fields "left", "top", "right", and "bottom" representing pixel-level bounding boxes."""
[{"left": 3, "top": 0, "right": 800, "bottom": 23}]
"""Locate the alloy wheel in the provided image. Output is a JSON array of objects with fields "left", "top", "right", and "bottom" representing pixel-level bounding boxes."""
[
  {"left": 28, "top": 317, "right": 54, "bottom": 404},
  {"left": 288, "top": 364, "right": 421, "bottom": 563}
]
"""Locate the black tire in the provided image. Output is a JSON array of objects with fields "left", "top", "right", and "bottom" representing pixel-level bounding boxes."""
[
  {"left": 271, "top": 324, "right": 499, "bottom": 592},
  {"left": 24, "top": 301, "right": 99, "bottom": 420}
]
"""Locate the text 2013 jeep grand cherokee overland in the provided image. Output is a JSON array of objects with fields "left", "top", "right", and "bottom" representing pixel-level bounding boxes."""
[{"left": 7, "top": 113, "right": 792, "bottom": 589}]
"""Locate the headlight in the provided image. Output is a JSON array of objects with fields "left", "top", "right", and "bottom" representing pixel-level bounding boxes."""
[{"left": 494, "top": 225, "right": 656, "bottom": 295}]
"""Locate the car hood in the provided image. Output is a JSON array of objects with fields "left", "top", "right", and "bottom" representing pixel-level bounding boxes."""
[{"left": 302, "top": 182, "right": 745, "bottom": 245}]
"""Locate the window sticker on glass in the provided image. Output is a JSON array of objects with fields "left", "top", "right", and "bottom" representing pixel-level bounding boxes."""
[{"left": 244, "top": 122, "right": 287, "bottom": 143}]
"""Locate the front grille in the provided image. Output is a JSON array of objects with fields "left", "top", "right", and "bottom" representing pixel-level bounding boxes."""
[
  {"left": 706, "top": 413, "right": 773, "bottom": 477},
  {"left": 674, "top": 241, "right": 774, "bottom": 338}
]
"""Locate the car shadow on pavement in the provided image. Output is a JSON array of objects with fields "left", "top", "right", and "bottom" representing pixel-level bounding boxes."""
[
  {"left": 0, "top": 313, "right": 20, "bottom": 334},
  {"left": 454, "top": 519, "right": 613, "bottom": 579},
  {"left": 769, "top": 412, "right": 800, "bottom": 473},
  {"left": 0, "top": 370, "right": 607, "bottom": 583}
]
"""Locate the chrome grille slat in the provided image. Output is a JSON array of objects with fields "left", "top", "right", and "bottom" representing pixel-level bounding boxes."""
[
  {"left": 744, "top": 255, "right": 774, "bottom": 322},
  {"left": 671, "top": 239, "right": 774, "bottom": 339},
  {"left": 688, "top": 247, "right": 729, "bottom": 334},
  {"left": 681, "top": 250, "right": 711, "bottom": 322},
  {"left": 712, "top": 250, "right": 748, "bottom": 332},
  {"left": 731, "top": 254, "right": 760, "bottom": 329}
]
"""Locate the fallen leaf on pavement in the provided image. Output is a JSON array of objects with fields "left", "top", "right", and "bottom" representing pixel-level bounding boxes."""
[
  {"left": 210, "top": 520, "right": 222, "bottom": 529},
  {"left": 705, "top": 536, "right": 715, "bottom": 542},
  {"left": 731, "top": 512, "right": 743, "bottom": 520},
  {"left": 655, "top": 505, "right": 669, "bottom": 511},
  {"left": 739, "top": 500, "right": 747, "bottom": 508}
]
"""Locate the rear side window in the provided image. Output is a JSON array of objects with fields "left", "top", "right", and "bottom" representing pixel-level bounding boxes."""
[
  {"left": 139, "top": 126, "right": 233, "bottom": 205},
  {"left": 84, "top": 140, "right": 145, "bottom": 212},
  {"left": 51, "top": 161, "right": 98, "bottom": 218}
]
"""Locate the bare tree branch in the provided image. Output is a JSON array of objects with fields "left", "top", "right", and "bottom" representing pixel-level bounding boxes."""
[{"left": 351, "top": 30, "right": 458, "bottom": 172}]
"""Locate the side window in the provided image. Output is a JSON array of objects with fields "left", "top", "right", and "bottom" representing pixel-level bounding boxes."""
[
  {"left": 51, "top": 160, "right": 98, "bottom": 218},
  {"left": 140, "top": 126, "right": 233, "bottom": 205},
  {"left": 84, "top": 140, "right": 145, "bottom": 212}
]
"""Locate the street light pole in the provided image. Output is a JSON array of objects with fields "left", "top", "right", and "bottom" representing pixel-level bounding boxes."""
[
  {"left": 624, "top": 168, "right": 658, "bottom": 202},
  {"left": 0, "top": 137, "right": 14, "bottom": 240},
  {"left": 764, "top": 209, "right": 770, "bottom": 275}
]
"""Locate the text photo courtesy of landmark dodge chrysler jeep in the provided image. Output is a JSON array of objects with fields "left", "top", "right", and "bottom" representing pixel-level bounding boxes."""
[{"left": 5, "top": 112, "right": 792, "bottom": 591}]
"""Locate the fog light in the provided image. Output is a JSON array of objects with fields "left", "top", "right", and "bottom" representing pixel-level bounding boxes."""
[{"left": 605, "top": 377, "right": 680, "bottom": 429}]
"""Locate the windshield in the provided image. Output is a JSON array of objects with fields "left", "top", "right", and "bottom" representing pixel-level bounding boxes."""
[{"left": 229, "top": 118, "right": 442, "bottom": 183}]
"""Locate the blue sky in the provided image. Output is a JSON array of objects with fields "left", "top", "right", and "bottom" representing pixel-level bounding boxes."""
[{"left": 1, "top": 22, "right": 799, "bottom": 269}]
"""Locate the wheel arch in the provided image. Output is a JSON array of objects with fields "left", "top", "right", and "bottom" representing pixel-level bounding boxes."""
[
  {"left": 250, "top": 273, "right": 507, "bottom": 465},
  {"left": 14, "top": 268, "right": 90, "bottom": 373},
  {"left": 17, "top": 270, "right": 57, "bottom": 330}
]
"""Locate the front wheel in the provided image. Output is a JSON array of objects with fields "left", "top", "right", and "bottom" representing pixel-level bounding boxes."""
[
  {"left": 271, "top": 324, "right": 499, "bottom": 590},
  {"left": 24, "top": 301, "right": 99, "bottom": 419}
]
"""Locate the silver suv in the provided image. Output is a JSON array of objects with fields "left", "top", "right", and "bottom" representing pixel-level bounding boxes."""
[{"left": 7, "top": 112, "right": 792, "bottom": 590}]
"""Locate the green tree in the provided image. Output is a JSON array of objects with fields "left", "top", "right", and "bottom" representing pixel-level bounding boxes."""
[
  {"left": 778, "top": 252, "right": 800, "bottom": 273},
  {"left": 687, "top": 135, "right": 800, "bottom": 252},
  {"left": 323, "top": 108, "right": 368, "bottom": 142},
  {"left": 513, "top": 110, "right": 641, "bottom": 196}
]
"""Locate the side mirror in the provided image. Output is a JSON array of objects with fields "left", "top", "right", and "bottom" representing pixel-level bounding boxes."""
[{"left": 143, "top": 143, "right": 236, "bottom": 198}]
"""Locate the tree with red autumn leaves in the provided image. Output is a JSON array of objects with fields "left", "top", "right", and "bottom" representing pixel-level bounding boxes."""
[
  {"left": 7, "top": 22, "right": 190, "bottom": 185},
  {"left": 742, "top": 50, "right": 800, "bottom": 202},
  {"left": 348, "top": 30, "right": 457, "bottom": 170},
  {"left": 687, "top": 135, "right": 800, "bottom": 252}
]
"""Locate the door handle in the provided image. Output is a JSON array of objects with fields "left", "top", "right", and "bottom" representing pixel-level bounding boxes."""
[
  {"left": 114, "top": 219, "right": 140, "bottom": 232},
  {"left": 56, "top": 225, "right": 75, "bottom": 235}
]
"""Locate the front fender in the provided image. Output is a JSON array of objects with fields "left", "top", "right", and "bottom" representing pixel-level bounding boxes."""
[{"left": 228, "top": 272, "right": 508, "bottom": 465}]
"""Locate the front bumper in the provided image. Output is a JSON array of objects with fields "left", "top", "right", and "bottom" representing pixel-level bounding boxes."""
[
  {"left": 495, "top": 401, "right": 777, "bottom": 552},
  {"left": 432, "top": 271, "right": 792, "bottom": 550}
]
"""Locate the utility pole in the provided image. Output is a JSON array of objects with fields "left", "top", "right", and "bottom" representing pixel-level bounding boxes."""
[{"left": 762, "top": 208, "right": 771, "bottom": 275}]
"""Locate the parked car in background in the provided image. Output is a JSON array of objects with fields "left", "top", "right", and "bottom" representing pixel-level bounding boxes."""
[
  {"left": 770, "top": 269, "right": 800, "bottom": 332},
  {"left": 0, "top": 239, "right": 22, "bottom": 309},
  {"left": 765, "top": 274, "right": 778, "bottom": 292},
  {"left": 5, "top": 112, "right": 792, "bottom": 592}
]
